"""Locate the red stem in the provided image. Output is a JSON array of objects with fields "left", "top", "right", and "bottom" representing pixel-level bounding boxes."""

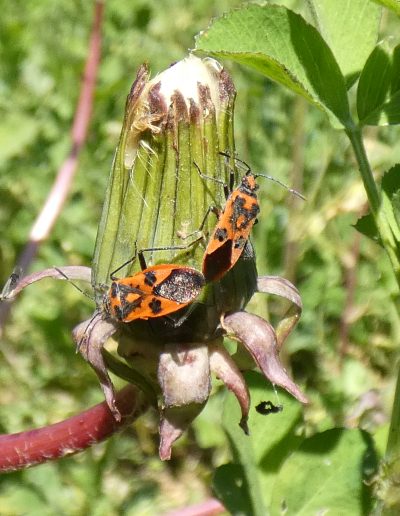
[
  {"left": 28, "top": 0, "right": 104, "bottom": 245},
  {"left": 0, "top": 1, "right": 104, "bottom": 332},
  {"left": 0, "top": 385, "right": 147, "bottom": 473}
]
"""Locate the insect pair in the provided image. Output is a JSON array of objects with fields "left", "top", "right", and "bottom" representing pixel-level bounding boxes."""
[{"left": 104, "top": 154, "right": 304, "bottom": 324}]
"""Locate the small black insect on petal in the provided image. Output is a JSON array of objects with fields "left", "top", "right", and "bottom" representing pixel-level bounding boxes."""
[{"left": 255, "top": 401, "right": 283, "bottom": 415}]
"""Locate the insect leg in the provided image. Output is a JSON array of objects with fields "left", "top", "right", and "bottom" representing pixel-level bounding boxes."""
[
  {"left": 220, "top": 151, "right": 305, "bottom": 200},
  {"left": 138, "top": 235, "right": 203, "bottom": 270},
  {"left": 193, "top": 160, "right": 230, "bottom": 200},
  {"left": 177, "top": 204, "right": 220, "bottom": 243},
  {"left": 109, "top": 242, "right": 139, "bottom": 280}
]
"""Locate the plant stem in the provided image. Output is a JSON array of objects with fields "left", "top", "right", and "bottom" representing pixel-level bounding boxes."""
[
  {"left": 345, "top": 125, "right": 380, "bottom": 210},
  {"left": 0, "top": 0, "right": 104, "bottom": 335},
  {"left": 345, "top": 124, "right": 400, "bottom": 286},
  {"left": 346, "top": 124, "right": 400, "bottom": 512},
  {"left": 0, "top": 385, "right": 146, "bottom": 473},
  {"left": 374, "top": 368, "right": 400, "bottom": 515}
]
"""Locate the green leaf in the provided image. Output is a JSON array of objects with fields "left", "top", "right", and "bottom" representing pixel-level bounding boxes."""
[
  {"left": 391, "top": 45, "right": 400, "bottom": 93},
  {"left": 193, "top": 392, "right": 227, "bottom": 449},
  {"left": 381, "top": 164, "right": 400, "bottom": 242},
  {"left": 308, "top": 0, "right": 381, "bottom": 88},
  {"left": 214, "top": 371, "right": 304, "bottom": 513},
  {"left": 214, "top": 464, "right": 253, "bottom": 516},
  {"left": 353, "top": 213, "right": 381, "bottom": 245},
  {"left": 382, "top": 164, "right": 400, "bottom": 198},
  {"left": 25, "top": 463, "right": 68, "bottom": 514},
  {"left": 373, "top": 423, "right": 390, "bottom": 458},
  {"left": 195, "top": 4, "right": 351, "bottom": 128},
  {"left": 358, "top": 42, "right": 392, "bottom": 121},
  {"left": 389, "top": 191, "right": 400, "bottom": 227},
  {"left": 270, "top": 428, "right": 377, "bottom": 516},
  {"left": 357, "top": 42, "right": 392, "bottom": 121},
  {"left": 362, "top": 90, "right": 400, "bottom": 125},
  {"left": 358, "top": 44, "right": 400, "bottom": 125},
  {"left": 371, "top": 0, "right": 400, "bottom": 16}
]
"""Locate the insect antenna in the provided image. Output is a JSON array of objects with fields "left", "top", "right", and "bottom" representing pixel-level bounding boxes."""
[
  {"left": 54, "top": 267, "right": 94, "bottom": 301},
  {"left": 220, "top": 151, "right": 306, "bottom": 201},
  {"left": 254, "top": 173, "right": 306, "bottom": 201}
]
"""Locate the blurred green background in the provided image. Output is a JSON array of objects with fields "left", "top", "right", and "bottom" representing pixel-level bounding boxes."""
[{"left": 1, "top": 0, "right": 399, "bottom": 514}]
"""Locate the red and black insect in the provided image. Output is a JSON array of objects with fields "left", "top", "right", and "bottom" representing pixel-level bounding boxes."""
[
  {"left": 197, "top": 153, "right": 304, "bottom": 282},
  {"left": 105, "top": 264, "right": 205, "bottom": 322},
  {"left": 201, "top": 169, "right": 260, "bottom": 282},
  {"left": 104, "top": 244, "right": 205, "bottom": 323}
]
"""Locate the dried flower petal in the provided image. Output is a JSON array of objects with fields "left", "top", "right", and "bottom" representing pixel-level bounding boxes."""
[
  {"left": 222, "top": 311, "right": 308, "bottom": 404},
  {"left": 1, "top": 266, "right": 92, "bottom": 300},
  {"left": 209, "top": 340, "right": 250, "bottom": 434},
  {"left": 257, "top": 275, "right": 302, "bottom": 348},
  {"left": 72, "top": 316, "right": 120, "bottom": 420}
]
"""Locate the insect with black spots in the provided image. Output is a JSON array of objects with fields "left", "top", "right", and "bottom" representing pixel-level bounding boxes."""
[
  {"left": 195, "top": 152, "right": 305, "bottom": 282},
  {"left": 104, "top": 243, "right": 205, "bottom": 323}
]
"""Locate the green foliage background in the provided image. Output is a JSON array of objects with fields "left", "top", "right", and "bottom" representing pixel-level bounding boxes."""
[{"left": 0, "top": 0, "right": 399, "bottom": 514}]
